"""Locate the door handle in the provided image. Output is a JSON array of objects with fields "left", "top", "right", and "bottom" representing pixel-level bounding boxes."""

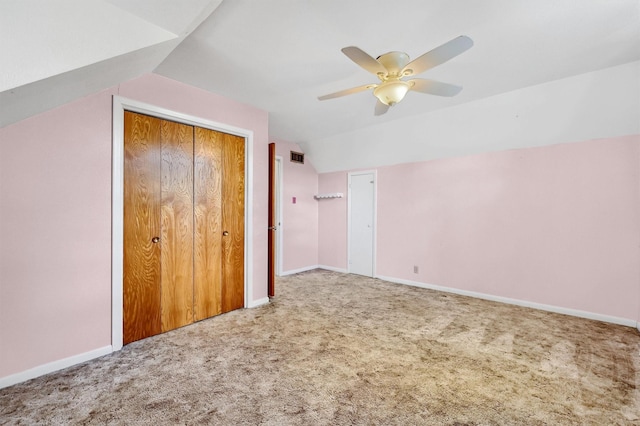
[
  {"left": 151, "top": 237, "right": 160, "bottom": 243},
  {"left": 222, "top": 231, "right": 229, "bottom": 236},
  {"left": 268, "top": 226, "right": 277, "bottom": 231}
]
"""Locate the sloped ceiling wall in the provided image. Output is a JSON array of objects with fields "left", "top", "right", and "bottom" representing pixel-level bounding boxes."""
[
  {"left": 0, "top": 0, "right": 222, "bottom": 127},
  {"left": 303, "top": 61, "right": 640, "bottom": 173}
]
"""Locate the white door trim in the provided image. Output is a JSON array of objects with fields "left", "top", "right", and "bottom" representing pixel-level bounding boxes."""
[
  {"left": 111, "top": 95, "right": 254, "bottom": 351},
  {"left": 275, "top": 156, "right": 284, "bottom": 276},
  {"left": 347, "top": 170, "right": 377, "bottom": 277}
]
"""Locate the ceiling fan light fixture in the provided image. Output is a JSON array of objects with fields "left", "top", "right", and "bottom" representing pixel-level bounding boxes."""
[
  {"left": 319, "top": 37, "right": 473, "bottom": 115},
  {"left": 373, "top": 80, "right": 410, "bottom": 106}
]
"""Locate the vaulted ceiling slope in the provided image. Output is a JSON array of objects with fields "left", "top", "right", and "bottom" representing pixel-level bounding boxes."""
[
  {"left": 155, "top": 1, "right": 640, "bottom": 145},
  {"left": 0, "top": 0, "right": 223, "bottom": 127},
  {"left": 2, "top": 1, "right": 639, "bottom": 172}
]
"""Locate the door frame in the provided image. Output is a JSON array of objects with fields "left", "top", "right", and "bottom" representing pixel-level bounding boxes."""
[
  {"left": 347, "top": 170, "right": 377, "bottom": 277},
  {"left": 111, "top": 95, "right": 254, "bottom": 351},
  {"left": 275, "top": 156, "right": 283, "bottom": 276},
  {"left": 267, "top": 151, "right": 283, "bottom": 296}
]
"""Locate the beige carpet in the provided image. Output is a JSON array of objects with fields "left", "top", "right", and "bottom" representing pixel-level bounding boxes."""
[{"left": 1, "top": 269, "right": 639, "bottom": 425}]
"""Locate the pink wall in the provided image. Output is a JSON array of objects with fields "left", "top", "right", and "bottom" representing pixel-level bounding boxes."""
[
  {"left": 1, "top": 89, "right": 113, "bottom": 378},
  {"left": 317, "top": 172, "right": 348, "bottom": 270},
  {"left": 275, "top": 142, "right": 318, "bottom": 273},
  {"left": 318, "top": 136, "right": 640, "bottom": 322},
  {"left": 0, "top": 74, "right": 269, "bottom": 379}
]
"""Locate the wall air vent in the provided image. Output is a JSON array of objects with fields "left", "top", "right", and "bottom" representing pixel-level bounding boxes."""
[{"left": 290, "top": 151, "right": 304, "bottom": 164}]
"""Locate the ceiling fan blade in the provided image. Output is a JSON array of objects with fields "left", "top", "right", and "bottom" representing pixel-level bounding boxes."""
[
  {"left": 342, "top": 46, "right": 387, "bottom": 75},
  {"left": 409, "top": 78, "right": 463, "bottom": 97},
  {"left": 318, "top": 84, "right": 376, "bottom": 101},
  {"left": 402, "top": 35, "right": 473, "bottom": 76},
  {"left": 374, "top": 99, "right": 390, "bottom": 116}
]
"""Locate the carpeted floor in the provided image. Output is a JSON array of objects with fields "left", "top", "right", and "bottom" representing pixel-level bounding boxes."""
[{"left": 1, "top": 269, "right": 639, "bottom": 425}]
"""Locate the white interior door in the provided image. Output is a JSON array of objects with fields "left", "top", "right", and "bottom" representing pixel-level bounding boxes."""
[{"left": 348, "top": 172, "right": 375, "bottom": 277}]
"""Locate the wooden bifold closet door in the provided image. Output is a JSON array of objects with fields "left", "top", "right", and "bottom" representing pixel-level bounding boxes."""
[{"left": 123, "top": 111, "right": 245, "bottom": 345}]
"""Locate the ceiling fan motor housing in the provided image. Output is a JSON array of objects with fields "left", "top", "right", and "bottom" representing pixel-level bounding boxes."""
[{"left": 376, "top": 51, "right": 410, "bottom": 76}]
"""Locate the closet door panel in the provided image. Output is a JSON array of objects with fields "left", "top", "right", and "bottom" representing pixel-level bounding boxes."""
[
  {"left": 123, "top": 113, "right": 246, "bottom": 343},
  {"left": 123, "top": 111, "right": 162, "bottom": 344},
  {"left": 193, "top": 127, "right": 223, "bottom": 320},
  {"left": 221, "top": 133, "right": 245, "bottom": 313},
  {"left": 160, "top": 120, "right": 194, "bottom": 332}
]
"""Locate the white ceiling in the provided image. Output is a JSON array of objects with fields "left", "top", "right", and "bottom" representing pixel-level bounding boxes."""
[
  {"left": 2, "top": 0, "right": 639, "bottom": 165},
  {"left": 155, "top": 0, "right": 640, "bottom": 145}
]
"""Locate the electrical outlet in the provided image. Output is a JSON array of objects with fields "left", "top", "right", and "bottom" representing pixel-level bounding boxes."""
[{"left": 413, "top": 266, "right": 419, "bottom": 274}]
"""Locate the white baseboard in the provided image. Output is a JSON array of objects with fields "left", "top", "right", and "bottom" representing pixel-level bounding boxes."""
[
  {"left": 280, "top": 265, "right": 320, "bottom": 276},
  {"left": 4, "top": 275, "right": 635, "bottom": 390},
  {"left": 376, "top": 275, "right": 639, "bottom": 329},
  {"left": 248, "top": 297, "right": 270, "bottom": 308},
  {"left": 318, "top": 265, "right": 349, "bottom": 273},
  {"left": 0, "top": 345, "right": 113, "bottom": 390}
]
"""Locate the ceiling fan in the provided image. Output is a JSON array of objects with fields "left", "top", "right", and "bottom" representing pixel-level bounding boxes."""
[{"left": 318, "top": 36, "right": 473, "bottom": 116}]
